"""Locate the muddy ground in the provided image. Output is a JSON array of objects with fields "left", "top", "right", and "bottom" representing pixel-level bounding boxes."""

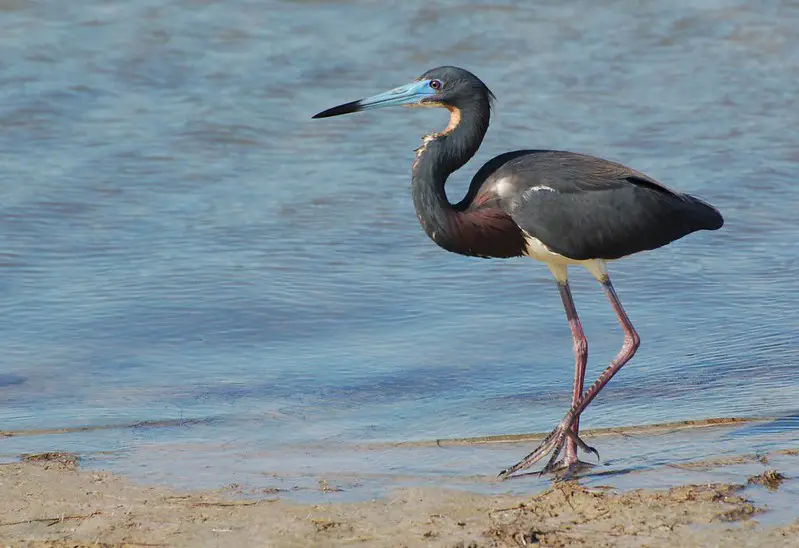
[{"left": 1, "top": 450, "right": 798, "bottom": 547}]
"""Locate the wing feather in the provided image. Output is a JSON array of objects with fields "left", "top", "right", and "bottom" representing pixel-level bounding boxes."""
[{"left": 472, "top": 150, "right": 723, "bottom": 260}]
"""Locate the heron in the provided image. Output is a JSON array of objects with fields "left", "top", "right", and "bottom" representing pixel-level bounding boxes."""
[{"left": 312, "top": 66, "right": 723, "bottom": 479}]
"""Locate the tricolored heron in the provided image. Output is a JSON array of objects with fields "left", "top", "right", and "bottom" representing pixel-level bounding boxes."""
[{"left": 312, "top": 66, "right": 723, "bottom": 479}]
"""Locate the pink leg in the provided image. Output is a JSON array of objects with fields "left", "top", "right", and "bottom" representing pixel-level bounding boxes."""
[
  {"left": 557, "top": 281, "right": 587, "bottom": 467},
  {"left": 570, "top": 279, "right": 640, "bottom": 416},
  {"left": 499, "top": 277, "right": 639, "bottom": 479}
]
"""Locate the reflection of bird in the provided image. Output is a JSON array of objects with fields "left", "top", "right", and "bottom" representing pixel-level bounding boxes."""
[{"left": 313, "top": 66, "right": 723, "bottom": 479}]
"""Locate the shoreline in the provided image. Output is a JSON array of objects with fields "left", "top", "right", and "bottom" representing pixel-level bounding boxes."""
[
  {"left": 0, "top": 415, "right": 766, "bottom": 442},
  {"left": 2, "top": 445, "right": 798, "bottom": 547}
]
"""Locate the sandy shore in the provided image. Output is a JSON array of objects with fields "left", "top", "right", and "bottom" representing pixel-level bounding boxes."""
[{"left": 2, "top": 450, "right": 798, "bottom": 547}]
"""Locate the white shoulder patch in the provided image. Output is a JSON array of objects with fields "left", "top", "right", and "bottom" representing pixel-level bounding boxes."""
[
  {"left": 494, "top": 177, "right": 513, "bottom": 197},
  {"left": 521, "top": 185, "right": 556, "bottom": 201}
]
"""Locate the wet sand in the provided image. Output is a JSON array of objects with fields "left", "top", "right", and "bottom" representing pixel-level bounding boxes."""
[{"left": 2, "top": 445, "right": 798, "bottom": 547}]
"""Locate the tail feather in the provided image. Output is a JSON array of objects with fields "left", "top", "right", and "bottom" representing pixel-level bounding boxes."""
[{"left": 685, "top": 194, "right": 724, "bottom": 231}]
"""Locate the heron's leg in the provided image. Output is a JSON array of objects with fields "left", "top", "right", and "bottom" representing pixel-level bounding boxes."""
[
  {"left": 498, "top": 275, "right": 639, "bottom": 480},
  {"left": 556, "top": 280, "right": 588, "bottom": 468},
  {"left": 578, "top": 277, "right": 640, "bottom": 416}
]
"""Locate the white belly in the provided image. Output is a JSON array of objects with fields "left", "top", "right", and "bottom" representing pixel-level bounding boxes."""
[{"left": 523, "top": 232, "right": 609, "bottom": 283}]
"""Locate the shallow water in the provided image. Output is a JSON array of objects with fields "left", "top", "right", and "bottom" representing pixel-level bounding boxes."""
[{"left": 2, "top": 0, "right": 798, "bottom": 500}]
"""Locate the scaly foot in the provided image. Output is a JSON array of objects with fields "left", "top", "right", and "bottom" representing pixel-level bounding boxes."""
[{"left": 497, "top": 421, "right": 600, "bottom": 480}]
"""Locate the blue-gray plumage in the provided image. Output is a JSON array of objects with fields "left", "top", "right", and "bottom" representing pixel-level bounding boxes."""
[{"left": 313, "top": 66, "right": 723, "bottom": 480}]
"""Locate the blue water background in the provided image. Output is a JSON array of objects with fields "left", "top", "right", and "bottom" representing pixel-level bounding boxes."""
[{"left": 1, "top": 0, "right": 798, "bottom": 497}]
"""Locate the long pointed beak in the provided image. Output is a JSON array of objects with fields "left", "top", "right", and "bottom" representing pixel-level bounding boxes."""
[{"left": 312, "top": 80, "right": 435, "bottom": 119}]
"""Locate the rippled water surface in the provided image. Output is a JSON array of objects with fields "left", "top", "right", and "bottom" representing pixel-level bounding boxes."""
[{"left": 2, "top": 0, "right": 798, "bottom": 496}]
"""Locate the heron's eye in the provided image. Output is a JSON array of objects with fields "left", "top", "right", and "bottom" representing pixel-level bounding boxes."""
[{"left": 429, "top": 80, "right": 442, "bottom": 90}]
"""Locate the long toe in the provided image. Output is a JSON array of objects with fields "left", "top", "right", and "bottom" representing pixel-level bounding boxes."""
[
  {"left": 539, "top": 438, "right": 569, "bottom": 475},
  {"left": 498, "top": 422, "right": 570, "bottom": 480},
  {"left": 565, "top": 429, "right": 600, "bottom": 462},
  {"left": 542, "top": 433, "right": 599, "bottom": 476}
]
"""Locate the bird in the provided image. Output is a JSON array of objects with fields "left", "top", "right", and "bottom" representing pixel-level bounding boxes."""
[{"left": 312, "top": 66, "right": 723, "bottom": 479}]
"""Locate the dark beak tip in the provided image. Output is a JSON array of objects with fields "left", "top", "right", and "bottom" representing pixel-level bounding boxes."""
[{"left": 311, "top": 100, "right": 362, "bottom": 120}]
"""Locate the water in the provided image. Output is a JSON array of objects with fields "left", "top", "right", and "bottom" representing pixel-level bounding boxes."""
[{"left": 2, "top": 0, "right": 798, "bottom": 499}]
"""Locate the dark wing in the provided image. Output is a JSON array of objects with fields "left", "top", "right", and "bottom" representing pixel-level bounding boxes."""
[{"left": 478, "top": 150, "right": 723, "bottom": 261}]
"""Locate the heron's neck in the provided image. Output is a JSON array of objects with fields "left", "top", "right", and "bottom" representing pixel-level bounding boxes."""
[{"left": 410, "top": 103, "right": 489, "bottom": 251}]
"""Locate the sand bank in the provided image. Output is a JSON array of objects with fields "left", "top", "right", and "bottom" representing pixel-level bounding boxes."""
[{"left": 2, "top": 447, "right": 798, "bottom": 547}]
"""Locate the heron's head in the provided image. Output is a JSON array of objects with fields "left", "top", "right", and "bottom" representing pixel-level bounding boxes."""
[{"left": 312, "top": 66, "right": 495, "bottom": 121}]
